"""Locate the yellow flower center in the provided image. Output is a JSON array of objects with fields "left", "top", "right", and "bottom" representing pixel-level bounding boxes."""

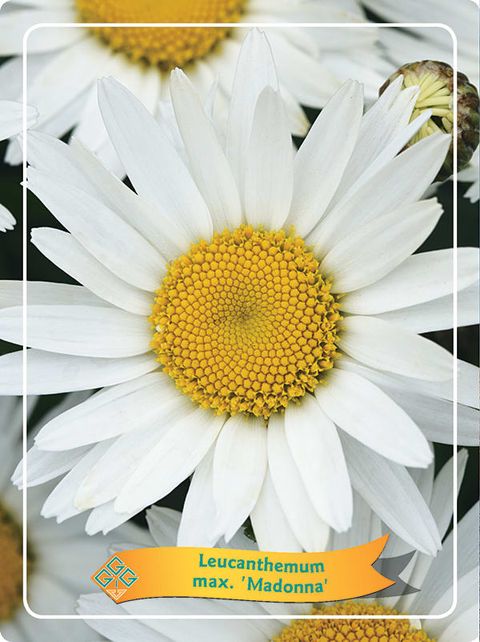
[
  {"left": 150, "top": 226, "right": 341, "bottom": 419},
  {"left": 76, "top": 0, "right": 246, "bottom": 69},
  {"left": 0, "top": 502, "right": 23, "bottom": 622},
  {"left": 273, "top": 603, "right": 435, "bottom": 641}
]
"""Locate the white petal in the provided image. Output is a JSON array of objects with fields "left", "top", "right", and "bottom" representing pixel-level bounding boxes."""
[
  {"left": 337, "top": 354, "right": 478, "bottom": 411},
  {"left": 27, "top": 168, "right": 165, "bottom": 291},
  {"left": 244, "top": 86, "right": 293, "bottom": 229},
  {"left": 85, "top": 501, "right": 135, "bottom": 536},
  {"left": 77, "top": 594, "right": 159, "bottom": 641},
  {"left": 340, "top": 315, "right": 453, "bottom": 381},
  {"left": 267, "top": 32, "right": 340, "bottom": 107},
  {"left": 177, "top": 446, "right": 221, "bottom": 547},
  {"left": 28, "top": 131, "right": 182, "bottom": 260},
  {"left": 0, "top": 304, "right": 151, "bottom": 357},
  {"left": 286, "top": 80, "right": 363, "bottom": 236},
  {"left": 74, "top": 401, "right": 191, "bottom": 511},
  {"left": 41, "top": 440, "right": 113, "bottom": 521},
  {"left": 0, "top": 100, "right": 37, "bottom": 139},
  {"left": 123, "top": 599, "right": 268, "bottom": 642},
  {"left": 213, "top": 414, "right": 267, "bottom": 542},
  {"left": 98, "top": 77, "right": 212, "bottom": 244},
  {"left": 375, "top": 282, "right": 479, "bottom": 333},
  {"left": 251, "top": 467, "right": 302, "bottom": 552},
  {"left": 115, "top": 407, "right": 225, "bottom": 514},
  {"left": 315, "top": 369, "right": 432, "bottom": 467},
  {"left": 146, "top": 506, "right": 181, "bottom": 547},
  {"left": 373, "top": 381, "right": 478, "bottom": 447},
  {"left": 0, "top": 349, "right": 158, "bottom": 395},
  {"left": 15, "top": 444, "right": 89, "bottom": 488},
  {"left": 340, "top": 248, "right": 479, "bottom": 314},
  {"left": 311, "top": 133, "right": 451, "bottom": 252},
  {"left": 226, "top": 29, "right": 278, "bottom": 192},
  {"left": 438, "top": 604, "right": 478, "bottom": 642},
  {"left": 267, "top": 412, "right": 330, "bottom": 551},
  {"left": 170, "top": 68, "right": 242, "bottom": 232},
  {"left": 31, "top": 228, "right": 153, "bottom": 315},
  {"left": 284, "top": 394, "right": 352, "bottom": 531},
  {"left": 28, "top": 37, "right": 111, "bottom": 129},
  {"left": 430, "top": 450, "right": 468, "bottom": 541},
  {"left": 34, "top": 372, "right": 178, "bottom": 450},
  {"left": 411, "top": 503, "right": 478, "bottom": 614},
  {"left": 0, "top": 9, "right": 82, "bottom": 56},
  {"left": 332, "top": 78, "right": 419, "bottom": 199},
  {"left": 0, "top": 279, "right": 107, "bottom": 308},
  {"left": 341, "top": 432, "right": 441, "bottom": 556},
  {"left": 322, "top": 198, "right": 442, "bottom": 293},
  {"left": 0, "top": 202, "right": 15, "bottom": 231}
]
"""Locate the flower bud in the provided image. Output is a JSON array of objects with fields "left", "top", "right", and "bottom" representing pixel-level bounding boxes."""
[{"left": 380, "top": 60, "right": 479, "bottom": 181}]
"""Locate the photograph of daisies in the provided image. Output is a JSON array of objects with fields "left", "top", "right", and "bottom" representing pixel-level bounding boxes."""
[{"left": 0, "top": 0, "right": 479, "bottom": 640}]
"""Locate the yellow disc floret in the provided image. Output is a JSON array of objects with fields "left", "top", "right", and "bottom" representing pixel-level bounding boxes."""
[
  {"left": 273, "top": 602, "right": 435, "bottom": 641},
  {"left": 76, "top": 0, "right": 246, "bottom": 69},
  {"left": 151, "top": 226, "right": 341, "bottom": 419},
  {"left": 0, "top": 502, "right": 23, "bottom": 622}
]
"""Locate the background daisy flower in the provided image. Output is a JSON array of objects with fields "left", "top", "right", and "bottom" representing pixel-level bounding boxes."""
[
  {"left": 0, "top": 394, "right": 146, "bottom": 642},
  {"left": 0, "top": 0, "right": 384, "bottom": 169},
  {"left": 1, "top": 31, "right": 478, "bottom": 556},
  {"left": 77, "top": 475, "right": 479, "bottom": 639}
]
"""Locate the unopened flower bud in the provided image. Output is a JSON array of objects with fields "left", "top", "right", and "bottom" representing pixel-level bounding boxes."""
[{"left": 380, "top": 60, "right": 479, "bottom": 181}]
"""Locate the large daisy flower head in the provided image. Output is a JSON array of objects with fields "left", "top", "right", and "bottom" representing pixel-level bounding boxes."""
[
  {"left": 0, "top": 394, "right": 145, "bottom": 641},
  {"left": 2, "top": 30, "right": 479, "bottom": 554},
  {"left": 0, "top": 0, "right": 385, "bottom": 168},
  {"left": 78, "top": 463, "right": 479, "bottom": 640}
]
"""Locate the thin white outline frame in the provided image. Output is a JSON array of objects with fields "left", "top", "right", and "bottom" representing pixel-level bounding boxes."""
[{"left": 20, "top": 21, "right": 459, "bottom": 622}]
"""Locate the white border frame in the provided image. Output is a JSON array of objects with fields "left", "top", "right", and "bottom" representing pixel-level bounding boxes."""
[{"left": 20, "top": 21, "right": 458, "bottom": 622}]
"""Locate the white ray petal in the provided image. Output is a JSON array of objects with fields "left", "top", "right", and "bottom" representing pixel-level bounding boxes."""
[
  {"left": 244, "top": 86, "right": 293, "bottom": 229},
  {"left": 251, "top": 467, "right": 302, "bottom": 552},
  {"left": 170, "top": 68, "right": 242, "bottom": 232},
  {"left": 340, "top": 248, "right": 479, "bottom": 314},
  {"left": 0, "top": 304, "right": 151, "bottom": 357},
  {"left": 339, "top": 316, "right": 453, "bottom": 381},
  {"left": 284, "top": 394, "right": 352, "bottom": 531},
  {"left": 34, "top": 372, "right": 179, "bottom": 450},
  {"left": 315, "top": 369, "right": 432, "bottom": 467},
  {"left": 226, "top": 29, "right": 278, "bottom": 192},
  {"left": 311, "top": 133, "right": 450, "bottom": 252},
  {"left": 213, "top": 414, "right": 267, "bottom": 542},
  {"left": 31, "top": 228, "right": 153, "bottom": 315},
  {"left": 27, "top": 168, "right": 165, "bottom": 291},
  {"left": 341, "top": 433, "right": 441, "bottom": 556},
  {"left": 177, "top": 446, "right": 222, "bottom": 547},
  {"left": 267, "top": 413, "right": 330, "bottom": 551},
  {"left": 0, "top": 349, "right": 158, "bottom": 395},
  {"left": 115, "top": 408, "right": 225, "bottom": 514},
  {"left": 98, "top": 76, "right": 213, "bottom": 244},
  {"left": 286, "top": 80, "right": 363, "bottom": 236},
  {"left": 322, "top": 198, "right": 442, "bottom": 293}
]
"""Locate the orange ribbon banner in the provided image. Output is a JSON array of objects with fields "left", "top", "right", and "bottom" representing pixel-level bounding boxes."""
[{"left": 92, "top": 535, "right": 394, "bottom": 604}]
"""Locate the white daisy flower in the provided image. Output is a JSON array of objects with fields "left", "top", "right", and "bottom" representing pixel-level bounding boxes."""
[
  {"left": 78, "top": 459, "right": 479, "bottom": 640},
  {"left": 1, "top": 31, "right": 478, "bottom": 555},
  {"left": 0, "top": 0, "right": 385, "bottom": 169},
  {"left": 0, "top": 394, "right": 147, "bottom": 642},
  {"left": 0, "top": 100, "right": 37, "bottom": 231}
]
